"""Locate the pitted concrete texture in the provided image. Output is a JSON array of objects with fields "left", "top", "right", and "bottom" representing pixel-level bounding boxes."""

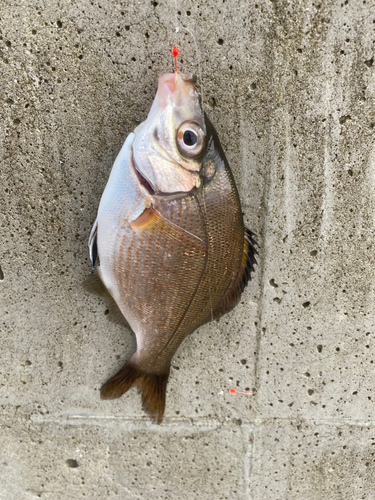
[{"left": 1, "top": 0, "right": 374, "bottom": 498}]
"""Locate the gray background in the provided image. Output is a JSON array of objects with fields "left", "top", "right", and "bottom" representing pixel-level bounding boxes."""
[{"left": 1, "top": 0, "right": 375, "bottom": 498}]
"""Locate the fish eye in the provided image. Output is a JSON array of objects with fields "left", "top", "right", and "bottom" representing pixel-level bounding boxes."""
[
  {"left": 183, "top": 130, "right": 197, "bottom": 146},
  {"left": 177, "top": 121, "right": 204, "bottom": 157}
]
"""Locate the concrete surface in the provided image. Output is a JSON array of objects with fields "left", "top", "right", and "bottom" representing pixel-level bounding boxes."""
[{"left": 1, "top": 0, "right": 375, "bottom": 498}]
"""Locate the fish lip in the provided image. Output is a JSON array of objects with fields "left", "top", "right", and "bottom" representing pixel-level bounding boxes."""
[{"left": 158, "top": 72, "right": 197, "bottom": 84}]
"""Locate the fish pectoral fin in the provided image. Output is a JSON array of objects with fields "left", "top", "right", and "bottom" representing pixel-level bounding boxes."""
[
  {"left": 129, "top": 207, "right": 156, "bottom": 228},
  {"left": 100, "top": 361, "right": 170, "bottom": 424},
  {"left": 88, "top": 219, "right": 98, "bottom": 268},
  {"left": 211, "top": 227, "right": 258, "bottom": 321},
  {"left": 130, "top": 207, "right": 206, "bottom": 245},
  {"left": 83, "top": 270, "right": 131, "bottom": 328}
]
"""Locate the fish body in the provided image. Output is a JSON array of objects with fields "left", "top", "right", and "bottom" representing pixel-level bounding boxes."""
[{"left": 88, "top": 72, "right": 257, "bottom": 422}]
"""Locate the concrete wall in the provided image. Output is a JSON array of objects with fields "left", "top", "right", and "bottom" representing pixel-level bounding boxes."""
[{"left": 1, "top": 0, "right": 375, "bottom": 498}]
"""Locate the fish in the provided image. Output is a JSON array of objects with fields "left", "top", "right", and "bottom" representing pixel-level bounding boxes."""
[{"left": 86, "top": 71, "right": 257, "bottom": 423}]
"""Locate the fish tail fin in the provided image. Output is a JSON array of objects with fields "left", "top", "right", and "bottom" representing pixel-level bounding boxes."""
[
  {"left": 138, "top": 371, "right": 169, "bottom": 424},
  {"left": 100, "top": 362, "right": 169, "bottom": 424}
]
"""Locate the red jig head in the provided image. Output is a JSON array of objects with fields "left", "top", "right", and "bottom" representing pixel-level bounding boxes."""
[
  {"left": 172, "top": 45, "right": 179, "bottom": 76},
  {"left": 229, "top": 388, "right": 252, "bottom": 395}
]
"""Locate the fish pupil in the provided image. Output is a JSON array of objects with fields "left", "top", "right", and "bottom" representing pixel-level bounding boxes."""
[{"left": 183, "top": 130, "right": 197, "bottom": 146}]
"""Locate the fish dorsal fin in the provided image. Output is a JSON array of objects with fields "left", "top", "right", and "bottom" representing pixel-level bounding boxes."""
[
  {"left": 211, "top": 227, "right": 258, "bottom": 320},
  {"left": 84, "top": 270, "right": 130, "bottom": 328}
]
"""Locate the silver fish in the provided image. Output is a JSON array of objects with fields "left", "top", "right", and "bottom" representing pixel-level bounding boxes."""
[{"left": 87, "top": 72, "right": 257, "bottom": 423}]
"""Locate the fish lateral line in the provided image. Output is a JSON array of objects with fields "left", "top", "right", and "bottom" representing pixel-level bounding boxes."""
[
  {"left": 129, "top": 205, "right": 207, "bottom": 247},
  {"left": 153, "top": 208, "right": 207, "bottom": 246},
  {"left": 151, "top": 197, "right": 210, "bottom": 364}
]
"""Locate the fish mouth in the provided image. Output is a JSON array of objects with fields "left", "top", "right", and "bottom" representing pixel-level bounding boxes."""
[{"left": 156, "top": 72, "right": 198, "bottom": 110}]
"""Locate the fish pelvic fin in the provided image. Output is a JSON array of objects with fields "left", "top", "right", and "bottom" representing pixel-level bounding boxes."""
[
  {"left": 83, "top": 270, "right": 130, "bottom": 328},
  {"left": 100, "top": 362, "right": 170, "bottom": 424}
]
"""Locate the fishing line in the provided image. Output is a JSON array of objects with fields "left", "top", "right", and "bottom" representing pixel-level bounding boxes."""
[
  {"left": 172, "top": 3, "right": 205, "bottom": 112},
  {"left": 172, "top": 4, "right": 212, "bottom": 322}
]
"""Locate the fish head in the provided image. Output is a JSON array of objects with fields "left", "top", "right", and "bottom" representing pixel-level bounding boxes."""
[{"left": 132, "top": 72, "right": 207, "bottom": 195}]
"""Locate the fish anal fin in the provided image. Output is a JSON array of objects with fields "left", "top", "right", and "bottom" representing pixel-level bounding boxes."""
[
  {"left": 100, "top": 361, "right": 169, "bottom": 424},
  {"left": 84, "top": 270, "right": 130, "bottom": 328},
  {"left": 212, "top": 227, "right": 258, "bottom": 320}
]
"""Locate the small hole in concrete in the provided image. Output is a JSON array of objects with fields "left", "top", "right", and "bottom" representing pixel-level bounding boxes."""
[
  {"left": 310, "top": 250, "right": 317, "bottom": 256},
  {"left": 302, "top": 301, "right": 310, "bottom": 308},
  {"left": 125, "top": 25, "right": 130, "bottom": 31},
  {"left": 5, "top": 41, "right": 11, "bottom": 47},
  {"left": 317, "top": 345, "right": 323, "bottom": 353},
  {"left": 339, "top": 115, "right": 351, "bottom": 124},
  {"left": 250, "top": 82, "right": 257, "bottom": 90},
  {"left": 269, "top": 278, "right": 278, "bottom": 288},
  {"left": 32, "top": 29, "right": 37, "bottom": 35},
  {"left": 57, "top": 20, "right": 63, "bottom": 28},
  {"left": 0, "top": 266, "right": 4, "bottom": 281},
  {"left": 66, "top": 459, "right": 79, "bottom": 468},
  {"left": 187, "top": 10, "right": 191, "bottom": 15},
  {"left": 218, "top": 38, "right": 224, "bottom": 45},
  {"left": 307, "top": 389, "right": 314, "bottom": 395},
  {"left": 240, "top": 359, "right": 247, "bottom": 365}
]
